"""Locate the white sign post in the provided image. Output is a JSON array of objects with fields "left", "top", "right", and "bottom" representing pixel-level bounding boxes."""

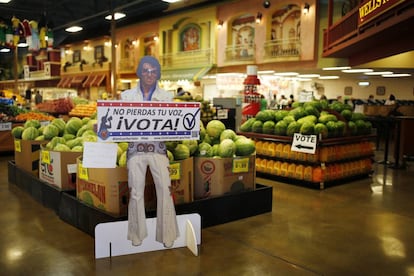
[{"left": 291, "top": 133, "right": 317, "bottom": 154}]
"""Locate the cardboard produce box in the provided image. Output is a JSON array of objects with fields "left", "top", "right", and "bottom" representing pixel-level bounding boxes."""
[
  {"left": 39, "top": 148, "right": 82, "bottom": 190},
  {"left": 194, "top": 155, "right": 256, "bottom": 199},
  {"left": 76, "top": 158, "right": 129, "bottom": 216},
  {"left": 145, "top": 157, "right": 194, "bottom": 209},
  {"left": 14, "top": 139, "right": 47, "bottom": 176}
]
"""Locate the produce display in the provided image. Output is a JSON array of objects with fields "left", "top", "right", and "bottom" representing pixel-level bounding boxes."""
[
  {"left": 240, "top": 100, "right": 372, "bottom": 138},
  {"left": 0, "top": 103, "right": 26, "bottom": 122},
  {"left": 68, "top": 102, "right": 97, "bottom": 117},
  {"left": 165, "top": 119, "right": 256, "bottom": 161},
  {"left": 14, "top": 111, "right": 56, "bottom": 122},
  {"left": 36, "top": 97, "right": 75, "bottom": 114},
  {"left": 238, "top": 99, "right": 375, "bottom": 189},
  {"left": 11, "top": 115, "right": 256, "bottom": 168},
  {"left": 11, "top": 116, "right": 100, "bottom": 154},
  {"left": 173, "top": 94, "right": 216, "bottom": 125}
]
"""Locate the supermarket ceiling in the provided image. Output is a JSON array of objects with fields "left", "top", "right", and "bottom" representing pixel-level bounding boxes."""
[{"left": 0, "top": 0, "right": 224, "bottom": 45}]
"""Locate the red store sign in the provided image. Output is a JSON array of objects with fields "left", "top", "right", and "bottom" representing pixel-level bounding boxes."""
[{"left": 358, "top": 0, "right": 405, "bottom": 25}]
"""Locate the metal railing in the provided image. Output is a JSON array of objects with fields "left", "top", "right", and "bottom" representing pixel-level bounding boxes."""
[
  {"left": 224, "top": 44, "right": 256, "bottom": 63},
  {"left": 263, "top": 38, "right": 301, "bottom": 59}
]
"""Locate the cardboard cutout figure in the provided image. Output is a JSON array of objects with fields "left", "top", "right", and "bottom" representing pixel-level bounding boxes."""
[{"left": 121, "top": 56, "right": 179, "bottom": 248}]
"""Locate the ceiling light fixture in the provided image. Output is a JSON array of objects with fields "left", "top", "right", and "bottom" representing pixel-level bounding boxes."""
[
  {"left": 323, "top": 66, "right": 350, "bottom": 71},
  {"left": 298, "top": 74, "right": 320, "bottom": 78},
  {"left": 65, "top": 26, "right": 83, "bottom": 33},
  {"left": 364, "top": 71, "right": 394, "bottom": 75},
  {"left": 163, "top": 0, "right": 181, "bottom": 3},
  {"left": 258, "top": 70, "right": 275, "bottom": 74},
  {"left": 274, "top": 72, "right": 299, "bottom": 77},
  {"left": 342, "top": 68, "right": 374, "bottom": 73},
  {"left": 0, "top": 0, "right": 12, "bottom": 3},
  {"left": 382, "top": 73, "right": 411, "bottom": 78},
  {"left": 358, "top": 81, "right": 370, "bottom": 86},
  {"left": 105, "top": 12, "right": 126, "bottom": 20},
  {"left": 319, "top": 76, "right": 339, "bottom": 80}
]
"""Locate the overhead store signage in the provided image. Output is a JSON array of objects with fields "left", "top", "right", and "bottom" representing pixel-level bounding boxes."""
[
  {"left": 291, "top": 133, "right": 317, "bottom": 154},
  {"left": 96, "top": 100, "right": 200, "bottom": 142},
  {"left": 358, "top": 0, "right": 404, "bottom": 26}
]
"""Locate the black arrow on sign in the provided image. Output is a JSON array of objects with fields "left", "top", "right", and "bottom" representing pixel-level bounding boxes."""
[{"left": 295, "top": 144, "right": 314, "bottom": 150}]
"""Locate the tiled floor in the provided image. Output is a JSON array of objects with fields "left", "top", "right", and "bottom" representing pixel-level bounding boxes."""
[{"left": 1, "top": 149, "right": 414, "bottom": 275}]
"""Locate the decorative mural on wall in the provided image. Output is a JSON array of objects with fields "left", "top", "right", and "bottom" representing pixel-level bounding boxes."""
[
  {"left": 180, "top": 24, "right": 201, "bottom": 51},
  {"left": 231, "top": 14, "right": 255, "bottom": 58},
  {"left": 122, "top": 38, "right": 135, "bottom": 60},
  {"left": 143, "top": 34, "right": 157, "bottom": 56},
  {"left": 270, "top": 4, "right": 301, "bottom": 58}
]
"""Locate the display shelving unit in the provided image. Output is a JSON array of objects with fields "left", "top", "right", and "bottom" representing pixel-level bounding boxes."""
[{"left": 239, "top": 132, "right": 376, "bottom": 189}]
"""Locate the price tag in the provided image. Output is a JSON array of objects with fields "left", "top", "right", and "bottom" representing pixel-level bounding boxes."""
[
  {"left": 0, "top": 122, "right": 12, "bottom": 131},
  {"left": 67, "top": 164, "right": 77, "bottom": 174},
  {"left": 14, "top": 140, "right": 21, "bottom": 152},
  {"left": 40, "top": 121, "right": 50, "bottom": 127},
  {"left": 216, "top": 109, "right": 228, "bottom": 119},
  {"left": 169, "top": 162, "right": 181, "bottom": 180},
  {"left": 41, "top": 150, "right": 51, "bottom": 164},
  {"left": 78, "top": 162, "right": 89, "bottom": 180},
  {"left": 232, "top": 157, "right": 249, "bottom": 173}
]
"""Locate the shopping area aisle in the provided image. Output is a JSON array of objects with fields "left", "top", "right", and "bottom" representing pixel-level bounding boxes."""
[{"left": 1, "top": 151, "right": 414, "bottom": 275}]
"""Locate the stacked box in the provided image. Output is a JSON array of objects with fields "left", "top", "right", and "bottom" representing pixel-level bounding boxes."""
[
  {"left": 14, "top": 139, "right": 46, "bottom": 176},
  {"left": 194, "top": 155, "right": 256, "bottom": 199},
  {"left": 39, "top": 148, "right": 82, "bottom": 190},
  {"left": 76, "top": 158, "right": 129, "bottom": 216}
]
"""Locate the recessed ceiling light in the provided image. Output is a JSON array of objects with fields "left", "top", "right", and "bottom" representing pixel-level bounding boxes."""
[
  {"left": 358, "top": 81, "right": 370, "bottom": 86},
  {"left": 298, "top": 74, "right": 320, "bottom": 78},
  {"left": 163, "top": 0, "right": 181, "bottom": 3},
  {"left": 342, "top": 68, "right": 374, "bottom": 73},
  {"left": 382, "top": 73, "right": 411, "bottom": 78},
  {"left": 322, "top": 66, "right": 351, "bottom": 71},
  {"left": 0, "top": 0, "right": 12, "bottom": 3},
  {"left": 364, "top": 71, "right": 393, "bottom": 75},
  {"left": 258, "top": 70, "right": 275, "bottom": 74},
  {"left": 65, "top": 26, "right": 83, "bottom": 33},
  {"left": 273, "top": 72, "right": 299, "bottom": 77},
  {"left": 105, "top": 12, "right": 126, "bottom": 20},
  {"left": 319, "top": 76, "right": 339, "bottom": 80}
]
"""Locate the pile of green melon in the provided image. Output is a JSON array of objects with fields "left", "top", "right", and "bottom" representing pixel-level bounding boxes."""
[
  {"left": 240, "top": 100, "right": 372, "bottom": 138},
  {"left": 166, "top": 119, "right": 256, "bottom": 161},
  {"left": 12, "top": 118, "right": 256, "bottom": 165},
  {"left": 11, "top": 117, "right": 129, "bottom": 167}
]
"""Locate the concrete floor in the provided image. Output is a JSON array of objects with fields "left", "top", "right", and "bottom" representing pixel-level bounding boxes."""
[{"left": 1, "top": 150, "right": 414, "bottom": 276}]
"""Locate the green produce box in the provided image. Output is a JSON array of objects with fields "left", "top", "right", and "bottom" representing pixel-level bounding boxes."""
[
  {"left": 14, "top": 139, "right": 47, "bottom": 176},
  {"left": 194, "top": 155, "right": 256, "bottom": 199},
  {"left": 39, "top": 148, "right": 82, "bottom": 190}
]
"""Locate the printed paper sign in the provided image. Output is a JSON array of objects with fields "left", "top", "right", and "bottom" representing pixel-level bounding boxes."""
[
  {"left": 82, "top": 142, "right": 118, "bottom": 168},
  {"left": 96, "top": 101, "right": 201, "bottom": 142},
  {"left": 291, "top": 133, "right": 317, "bottom": 154}
]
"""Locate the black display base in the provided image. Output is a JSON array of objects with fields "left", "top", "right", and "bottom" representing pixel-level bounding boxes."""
[{"left": 8, "top": 160, "right": 273, "bottom": 237}]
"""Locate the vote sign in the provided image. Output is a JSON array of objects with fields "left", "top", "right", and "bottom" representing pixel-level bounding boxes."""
[
  {"left": 96, "top": 100, "right": 201, "bottom": 142},
  {"left": 291, "top": 133, "right": 317, "bottom": 154}
]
